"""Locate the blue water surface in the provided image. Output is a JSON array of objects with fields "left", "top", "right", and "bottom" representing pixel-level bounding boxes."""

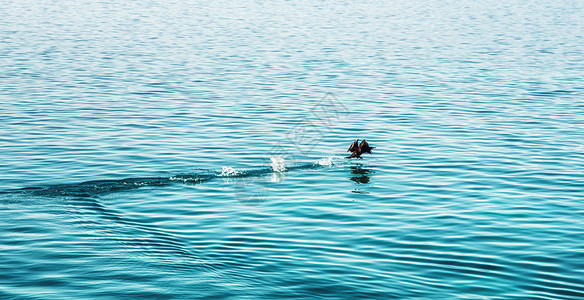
[{"left": 1, "top": 0, "right": 584, "bottom": 299}]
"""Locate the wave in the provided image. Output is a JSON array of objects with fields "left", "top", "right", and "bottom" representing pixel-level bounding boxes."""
[{"left": 12, "top": 156, "right": 339, "bottom": 198}]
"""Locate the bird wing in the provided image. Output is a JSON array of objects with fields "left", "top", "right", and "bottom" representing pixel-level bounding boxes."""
[
  {"left": 359, "top": 140, "right": 374, "bottom": 154},
  {"left": 348, "top": 139, "right": 359, "bottom": 152}
]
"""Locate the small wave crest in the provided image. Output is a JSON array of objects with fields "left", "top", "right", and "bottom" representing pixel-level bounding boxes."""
[
  {"left": 316, "top": 156, "right": 334, "bottom": 167},
  {"left": 218, "top": 166, "right": 240, "bottom": 177},
  {"left": 270, "top": 156, "right": 286, "bottom": 172}
]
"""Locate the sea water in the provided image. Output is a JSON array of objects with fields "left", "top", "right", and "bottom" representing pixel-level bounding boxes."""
[{"left": 1, "top": 0, "right": 583, "bottom": 299}]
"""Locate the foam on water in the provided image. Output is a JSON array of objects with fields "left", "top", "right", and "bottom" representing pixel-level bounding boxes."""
[
  {"left": 219, "top": 166, "right": 240, "bottom": 177},
  {"left": 270, "top": 156, "right": 286, "bottom": 172},
  {"left": 316, "top": 156, "right": 334, "bottom": 166}
]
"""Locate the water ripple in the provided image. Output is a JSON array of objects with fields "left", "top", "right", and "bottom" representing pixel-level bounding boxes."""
[{"left": 2, "top": 0, "right": 584, "bottom": 298}]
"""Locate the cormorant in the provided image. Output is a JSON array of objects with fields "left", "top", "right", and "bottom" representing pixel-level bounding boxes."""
[{"left": 347, "top": 139, "right": 375, "bottom": 158}]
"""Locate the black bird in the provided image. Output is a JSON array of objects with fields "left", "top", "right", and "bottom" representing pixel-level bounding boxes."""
[
  {"left": 347, "top": 139, "right": 375, "bottom": 158},
  {"left": 347, "top": 139, "right": 360, "bottom": 153}
]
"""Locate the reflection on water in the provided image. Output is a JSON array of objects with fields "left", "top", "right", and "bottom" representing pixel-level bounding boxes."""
[
  {"left": 349, "top": 165, "right": 372, "bottom": 194},
  {"left": 349, "top": 165, "right": 372, "bottom": 184}
]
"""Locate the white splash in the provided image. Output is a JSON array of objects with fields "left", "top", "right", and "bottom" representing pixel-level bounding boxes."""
[
  {"left": 219, "top": 166, "right": 239, "bottom": 177},
  {"left": 316, "top": 156, "right": 334, "bottom": 166},
  {"left": 169, "top": 176, "right": 184, "bottom": 182},
  {"left": 270, "top": 156, "right": 286, "bottom": 172}
]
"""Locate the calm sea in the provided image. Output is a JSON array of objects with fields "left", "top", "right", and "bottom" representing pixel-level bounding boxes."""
[{"left": 1, "top": 0, "right": 583, "bottom": 299}]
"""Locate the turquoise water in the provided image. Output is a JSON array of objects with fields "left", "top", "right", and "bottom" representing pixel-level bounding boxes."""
[{"left": 1, "top": 0, "right": 584, "bottom": 298}]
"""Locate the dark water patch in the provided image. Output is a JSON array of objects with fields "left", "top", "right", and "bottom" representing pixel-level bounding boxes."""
[
  {"left": 529, "top": 90, "right": 577, "bottom": 97},
  {"left": 16, "top": 176, "right": 207, "bottom": 197}
]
